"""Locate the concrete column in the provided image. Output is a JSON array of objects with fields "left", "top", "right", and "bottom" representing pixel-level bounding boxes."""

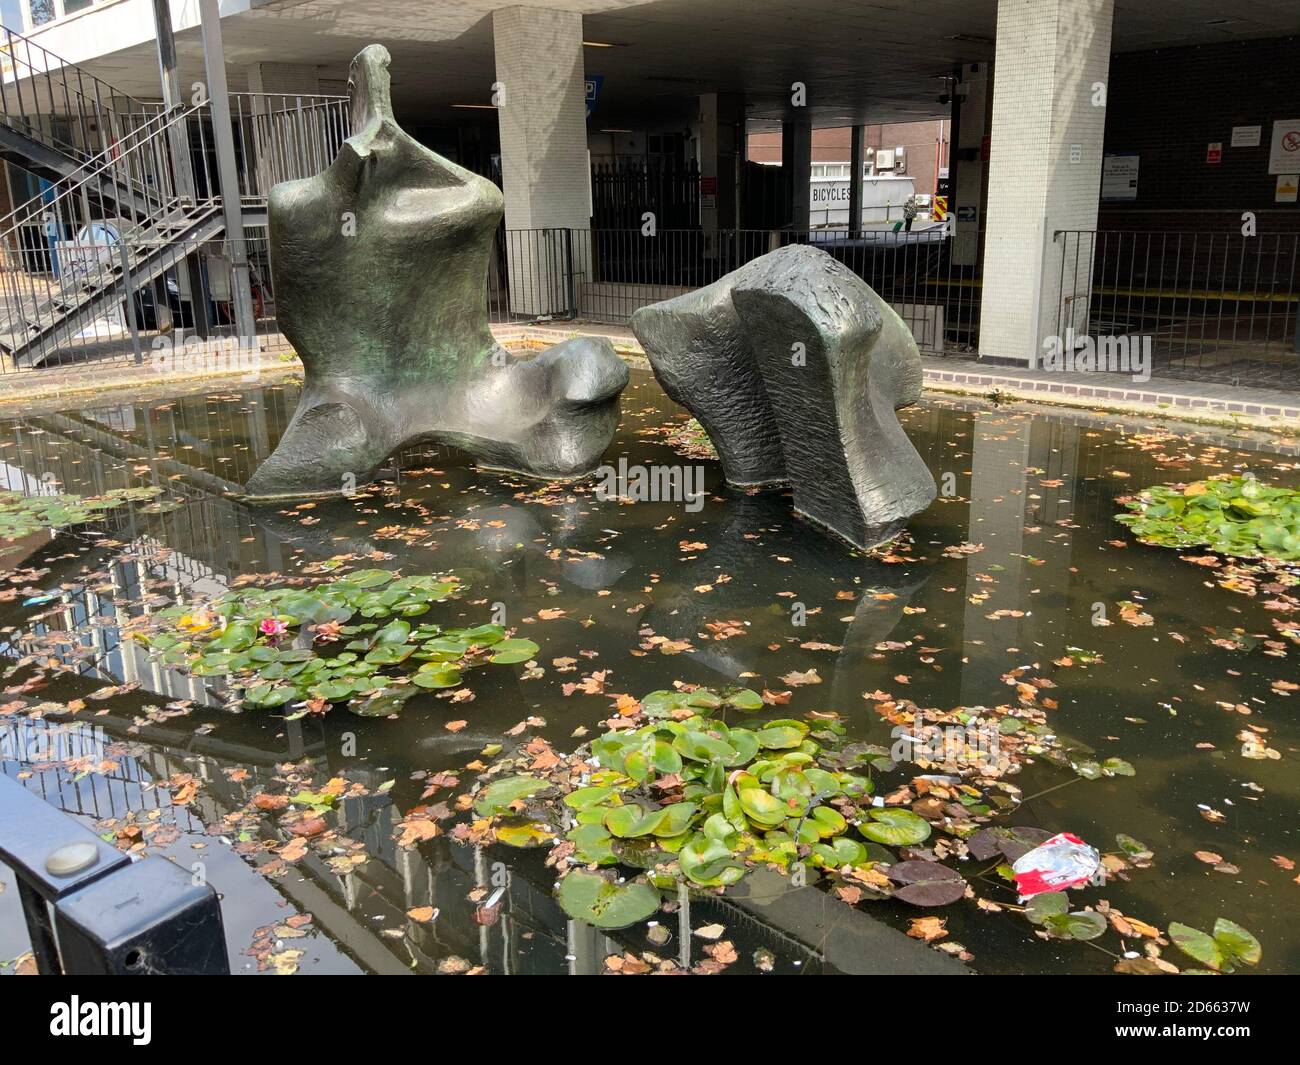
[
  {"left": 978, "top": 0, "right": 1114, "bottom": 364},
  {"left": 199, "top": 0, "right": 257, "bottom": 342},
  {"left": 493, "top": 6, "right": 591, "bottom": 317},
  {"left": 782, "top": 119, "right": 812, "bottom": 232},
  {"left": 950, "top": 62, "right": 989, "bottom": 267},
  {"left": 848, "top": 125, "right": 865, "bottom": 236},
  {"left": 699, "top": 92, "right": 744, "bottom": 245}
]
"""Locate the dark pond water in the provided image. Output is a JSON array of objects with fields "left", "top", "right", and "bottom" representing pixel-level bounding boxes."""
[{"left": 1, "top": 369, "right": 1298, "bottom": 975}]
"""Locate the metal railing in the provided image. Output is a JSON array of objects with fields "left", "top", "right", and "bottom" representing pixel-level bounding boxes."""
[
  {"left": 490, "top": 224, "right": 977, "bottom": 353},
  {"left": 0, "top": 228, "right": 288, "bottom": 371},
  {"left": 0, "top": 23, "right": 156, "bottom": 164},
  {"left": 1055, "top": 229, "right": 1300, "bottom": 386},
  {"left": 0, "top": 46, "right": 346, "bottom": 371}
]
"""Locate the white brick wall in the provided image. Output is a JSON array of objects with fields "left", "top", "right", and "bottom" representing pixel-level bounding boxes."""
[
  {"left": 493, "top": 6, "right": 590, "bottom": 231},
  {"left": 493, "top": 6, "right": 592, "bottom": 315},
  {"left": 979, "top": 0, "right": 1114, "bottom": 362},
  {"left": 246, "top": 63, "right": 321, "bottom": 100}
]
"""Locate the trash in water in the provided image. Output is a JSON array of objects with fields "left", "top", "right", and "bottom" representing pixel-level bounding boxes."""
[{"left": 1011, "top": 832, "right": 1101, "bottom": 899}]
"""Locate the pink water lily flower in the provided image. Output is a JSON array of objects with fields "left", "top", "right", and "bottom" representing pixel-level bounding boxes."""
[{"left": 259, "top": 617, "right": 287, "bottom": 637}]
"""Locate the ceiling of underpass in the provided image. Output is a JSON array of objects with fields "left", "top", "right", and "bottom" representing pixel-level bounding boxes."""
[{"left": 63, "top": 0, "right": 1300, "bottom": 129}]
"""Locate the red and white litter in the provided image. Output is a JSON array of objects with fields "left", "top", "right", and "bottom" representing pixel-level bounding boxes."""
[{"left": 1011, "top": 832, "right": 1102, "bottom": 900}]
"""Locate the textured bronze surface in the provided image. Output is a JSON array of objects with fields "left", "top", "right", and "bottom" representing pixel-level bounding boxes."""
[{"left": 244, "top": 45, "right": 627, "bottom": 500}]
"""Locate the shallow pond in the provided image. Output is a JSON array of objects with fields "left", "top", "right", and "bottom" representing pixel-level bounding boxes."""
[{"left": 1, "top": 369, "right": 1298, "bottom": 975}]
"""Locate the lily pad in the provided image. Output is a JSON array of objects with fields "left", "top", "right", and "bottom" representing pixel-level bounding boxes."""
[
  {"left": 860, "top": 808, "right": 931, "bottom": 847},
  {"left": 474, "top": 775, "right": 548, "bottom": 817},
  {"left": 886, "top": 860, "right": 967, "bottom": 906},
  {"left": 556, "top": 870, "right": 661, "bottom": 929}
]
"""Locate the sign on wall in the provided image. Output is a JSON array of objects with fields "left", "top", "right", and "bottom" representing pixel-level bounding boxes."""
[
  {"left": 1269, "top": 119, "right": 1300, "bottom": 174},
  {"left": 1277, "top": 174, "right": 1299, "bottom": 204},
  {"left": 1206, "top": 142, "right": 1223, "bottom": 164},
  {"left": 1101, "top": 154, "right": 1139, "bottom": 201},
  {"left": 585, "top": 75, "right": 603, "bottom": 119},
  {"left": 1231, "top": 125, "right": 1261, "bottom": 147}
]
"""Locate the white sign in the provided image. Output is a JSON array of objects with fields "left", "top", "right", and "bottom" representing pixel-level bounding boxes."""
[
  {"left": 1268, "top": 119, "right": 1300, "bottom": 174},
  {"left": 1101, "top": 154, "right": 1139, "bottom": 201},
  {"left": 1277, "top": 174, "right": 1299, "bottom": 204},
  {"left": 1231, "top": 125, "right": 1261, "bottom": 147},
  {"left": 1069, "top": 143, "right": 1082, "bottom": 164}
]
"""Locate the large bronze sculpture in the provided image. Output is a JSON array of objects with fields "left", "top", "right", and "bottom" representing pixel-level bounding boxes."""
[
  {"left": 631, "top": 245, "right": 936, "bottom": 549},
  {"left": 243, "top": 45, "right": 628, "bottom": 500}
]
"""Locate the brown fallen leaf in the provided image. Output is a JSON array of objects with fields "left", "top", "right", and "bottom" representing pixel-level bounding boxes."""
[{"left": 907, "top": 916, "right": 948, "bottom": 943}]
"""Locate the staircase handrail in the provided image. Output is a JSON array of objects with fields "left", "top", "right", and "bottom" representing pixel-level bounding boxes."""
[{"left": 0, "top": 101, "right": 209, "bottom": 250}]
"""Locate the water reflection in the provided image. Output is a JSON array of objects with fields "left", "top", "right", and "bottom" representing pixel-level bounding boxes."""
[{"left": 2, "top": 371, "right": 1298, "bottom": 975}]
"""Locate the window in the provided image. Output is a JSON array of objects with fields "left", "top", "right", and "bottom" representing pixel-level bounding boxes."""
[
  {"left": 25, "top": 0, "right": 94, "bottom": 28},
  {"left": 811, "top": 163, "right": 850, "bottom": 180}
]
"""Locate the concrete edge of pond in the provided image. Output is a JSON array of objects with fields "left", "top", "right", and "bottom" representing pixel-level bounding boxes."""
[
  {"left": 1, "top": 323, "right": 1295, "bottom": 439},
  {"left": 722, "top": 867, "right": 972, "bottom": 974}
]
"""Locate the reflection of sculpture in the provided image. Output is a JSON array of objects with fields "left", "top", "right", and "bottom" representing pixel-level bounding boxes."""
[
  {"left": 631, "top": 245, "right": 935, "bottom": 549},
  {"left": 637, "top": 489, "right": 928, "bottom": 700},
  {"left": 244, "top": 45, "right": 628, "bottom": 500}
]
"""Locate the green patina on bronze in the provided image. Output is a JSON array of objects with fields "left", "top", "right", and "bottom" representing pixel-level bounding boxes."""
[{"left": 244, "top": 44, "right": 627, "bottom": 500}]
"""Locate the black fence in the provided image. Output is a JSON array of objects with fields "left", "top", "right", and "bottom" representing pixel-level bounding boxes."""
[
  {"left": 1055, "top": 229, "right": 1300, "bottom": 386},
  {"left": 493, "top": 225, "right": 979, "bottom": 353},
  {"left": 591, "top": 159, "right": 699, "bottom": 230}
]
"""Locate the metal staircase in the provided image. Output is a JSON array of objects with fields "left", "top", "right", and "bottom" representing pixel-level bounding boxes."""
[{"left": 0, "top": 23, "right": 348, "bottom": 369}]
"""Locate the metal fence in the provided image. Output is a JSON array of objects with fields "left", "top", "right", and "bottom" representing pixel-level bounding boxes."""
[
  {"left": 0, "top": 228, "right": 290, "bottom": 372},
  {"left": 590, "top": 158, "right": 699, "bottom": 230},
  {"left": 494, "top": 225, "right": 979, "bottom": 353},
  {"left": 1054, "top": 229, "right": 1300, "bottom": 385}
]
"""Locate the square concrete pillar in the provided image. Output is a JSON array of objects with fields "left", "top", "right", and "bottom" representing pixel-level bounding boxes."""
[
  {"left": 978, "top": 0, "right": 1114, "bottom": 364},
  {"left": 699, "top": 92, "right": 744, "bottom": 243},
  {"left": 493, "top": 6, "right": 592, "bottom": 317},
  {"left": 782, "top": 119, "right": 812, "bottom": 232}
]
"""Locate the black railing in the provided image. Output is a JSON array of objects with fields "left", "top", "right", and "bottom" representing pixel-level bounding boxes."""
[
  {"left": 494, "top": 225, "right": 976, "bottom": 352},
  {"left": 591, "top": 159, "right": 699, "bottom": 230},
  {"left": 1055, "top": 229, "right": 1300, "bottom": 386}
]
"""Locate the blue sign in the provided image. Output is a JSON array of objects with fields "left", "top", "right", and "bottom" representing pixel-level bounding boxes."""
[{"left": 585, "top": 74, "right": 603, "bottom": 120}]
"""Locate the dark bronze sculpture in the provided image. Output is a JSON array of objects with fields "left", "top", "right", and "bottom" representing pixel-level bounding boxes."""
[
  {"left": 631, "top": 245, "right": 935, "bottom": 549},
  {"left": 243, "top": 45, "right": 628, "bottom": 500}
]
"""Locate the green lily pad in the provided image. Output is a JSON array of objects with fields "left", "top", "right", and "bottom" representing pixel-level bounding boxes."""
[
  {"left": 489, "top": 638, "right": 539, "bottom": 665},
  {"left": 860, "top": 808, "right": 931, "bottom": 846},
  {"left": 474, "top": 775, "right": 548, "bottom": 817},
  {"left": 556, "top": 870, "right": 661, "bottom": 929}
]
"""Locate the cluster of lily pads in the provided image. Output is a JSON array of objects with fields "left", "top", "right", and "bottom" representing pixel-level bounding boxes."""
[
  {"left": 134, "top": 568, "right": 539, "bottom": 716},
  {"left": 472, "top": 686, "right": 954, "bottom": 927},
  {"left": 1117, "top": 474, "right": 1300, "bottom": 561},
  {"left": 0, "top": 485, "right": 168, "bottom": 541},
  {"left": 463, "top": 686, "right": 1260, "bottom": 971}
]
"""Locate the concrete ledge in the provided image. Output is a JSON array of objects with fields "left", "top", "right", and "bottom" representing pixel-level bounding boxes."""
[
  {"left": 1, "top": 324, "right": 1296, "bottom": 438},
  {"left": 921, "top": 359, "right": 1300, "bottom": 434},
  {"left": 726, "top": 867, "right": 970, "bottom": 974}
]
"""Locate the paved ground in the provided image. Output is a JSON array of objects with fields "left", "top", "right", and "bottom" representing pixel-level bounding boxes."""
[{"left": 1, "top": 322, "right": 1296, "bottom": 434}]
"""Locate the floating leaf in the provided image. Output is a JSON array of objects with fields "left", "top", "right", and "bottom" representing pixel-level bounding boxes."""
[
  {"left": 474, "top": 775, "right": 547, "bottom": 817},
  {"left": 887, "top": 860, "right": 966, "bottom": 906},
  {"left": 489, "top": 638, "right": 539, "bottom": 665},
  {"left": 860, "top": 808, "right": 931, "bottom": 846},
  {"left": 556, "top": 870, "right": 660, "bottom": 929}
]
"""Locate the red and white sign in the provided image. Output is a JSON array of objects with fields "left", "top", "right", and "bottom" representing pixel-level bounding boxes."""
[
  {"left": 1206, "top": 142, "right": 1222, "bottom": 165},
  {"left": 1268, "top": 119, "right": 1300, "bottom": 174}
]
